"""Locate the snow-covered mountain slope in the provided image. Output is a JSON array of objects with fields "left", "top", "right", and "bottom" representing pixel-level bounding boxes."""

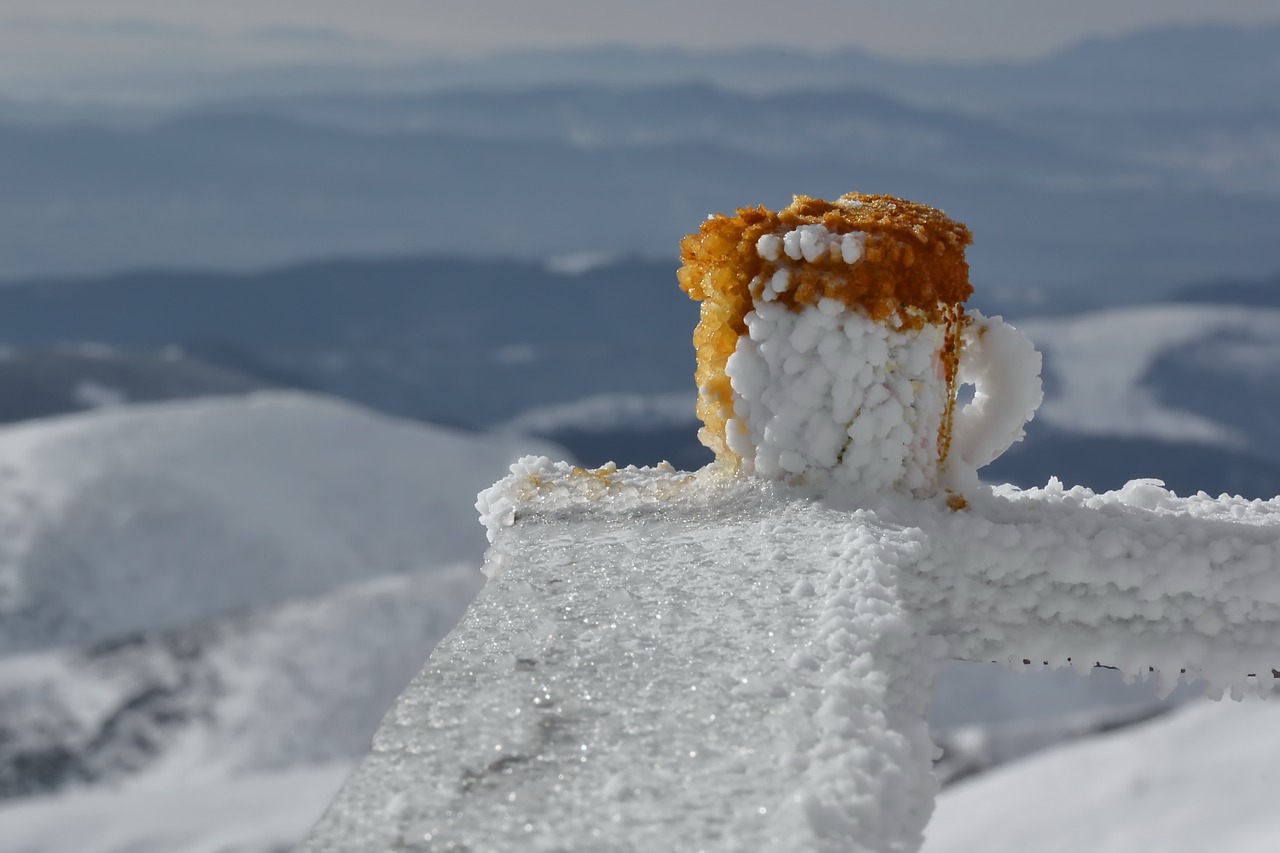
[
  {"left": 924, "top": 698, "right": 1280, "bottom": 853},
  {"left": 0, "top": 761, "right": 352, "bottom": 853},
  {"left": 0, "top": 343, "right": 283, "bottom": 426},
  {"left": 493, "top": 390, "right": 713, "bottom": 472},
  {"left": 0, "top": 564, "right": 483, "bottom": 799},
  {"left": 1018, "top": 303, "right": 1280, "bottom": 451},
  {"left": 0, "top": 392, "right": 559, "bottom": 653},
  {"left": 0, "top": 390, "right": 567, "bottom": 843},
  {"left": 927, "top": 660, "right": 1195, "bottom": 783},
  {"left": 497, "top": 391, "right": 696, "bottom": 436}
]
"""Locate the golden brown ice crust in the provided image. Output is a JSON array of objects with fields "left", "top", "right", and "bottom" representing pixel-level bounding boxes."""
[{"left": 678, "top": 192, "right": 974, "bottom": 465}]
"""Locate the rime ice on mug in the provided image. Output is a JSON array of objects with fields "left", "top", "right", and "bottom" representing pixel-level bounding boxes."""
[{"left": 679, "top": 192, "right": 1041, "bottom": 494}]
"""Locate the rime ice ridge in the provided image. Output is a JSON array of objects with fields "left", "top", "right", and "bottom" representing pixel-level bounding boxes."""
[{"left": 307, "top": 462, "right": 1280, "bottom": 852}]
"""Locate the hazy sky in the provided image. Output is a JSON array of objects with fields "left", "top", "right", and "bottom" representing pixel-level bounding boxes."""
[{"left": 4, "top": 0, "right": 1280, "bottom": 60}]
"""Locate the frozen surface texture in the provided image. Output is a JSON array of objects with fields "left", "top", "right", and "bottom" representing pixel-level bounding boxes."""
[
  {"left": 724, "top": 298, "right": 949, "bottom": 491},
  {"left": 305, "top": 460, "right": 1280, "bottom": 852}
]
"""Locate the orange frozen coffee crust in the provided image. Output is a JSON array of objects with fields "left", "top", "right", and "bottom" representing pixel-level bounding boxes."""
[{"left": 678, "top": 192, "right": 974, "bottom": 464}]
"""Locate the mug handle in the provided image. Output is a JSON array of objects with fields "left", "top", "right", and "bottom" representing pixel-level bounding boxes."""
[{"left": 946, "top": 310, "right": 1043, "bottom": 480}]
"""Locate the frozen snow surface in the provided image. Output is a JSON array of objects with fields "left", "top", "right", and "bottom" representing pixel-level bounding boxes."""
[
  {"left": 0, "top": 762, "right": 351, "bottom": 853},
  {"left": 308, "top": 459, "right": 1280, "bottom": 852},
  {"left": 925, "top": 698, "right": 1280, "bottom": 853}
]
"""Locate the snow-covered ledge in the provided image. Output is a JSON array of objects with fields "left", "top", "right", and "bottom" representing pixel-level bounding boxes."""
[{"left": 300, "top": 195, "right": 1280, "bottom": 852}]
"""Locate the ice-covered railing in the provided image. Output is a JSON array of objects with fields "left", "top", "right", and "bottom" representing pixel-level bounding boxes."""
[
  {"left": 470, "top": 459, "right": 1280, "bottom": 852},
  {"left": 479, "top": 462, "right": 1280, "bottom": 701},
  {"left": 302, "top": 194, "right": 1280, "bottom": 853}
]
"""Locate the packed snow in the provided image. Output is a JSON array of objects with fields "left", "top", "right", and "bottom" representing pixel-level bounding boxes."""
[{"left": 308, "top": 458, "right": 1280, "bottom": 852}]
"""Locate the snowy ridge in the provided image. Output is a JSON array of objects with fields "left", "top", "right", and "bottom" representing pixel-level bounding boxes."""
[
  {"left": 0, "top": 392, "right": 559, "bottom": 652},
  {"left": 312, "top": 460, "right": 1280, "bottom": 851},
  {"left": 496, "top": 392, "right": 697, "bottom": 436}
]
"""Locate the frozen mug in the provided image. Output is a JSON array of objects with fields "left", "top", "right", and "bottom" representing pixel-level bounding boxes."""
[{"left": 679, "top": 192, "right": 1042, "bottom": 495}]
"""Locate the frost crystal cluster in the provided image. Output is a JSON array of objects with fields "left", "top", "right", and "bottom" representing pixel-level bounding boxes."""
[{"left": 724, "top": 296, "right": 947, "bottom": 490}]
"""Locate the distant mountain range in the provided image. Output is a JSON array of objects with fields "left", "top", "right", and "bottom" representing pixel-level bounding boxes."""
[
  {"left": 7, "top": 23, "right": 1278, "bottom": 115},
  {"left": 5, "top": 106, "right": 1277, "bottom": 298},
  {"left": 0, "top": 344, "right": 284, "bottom": 424},
  {"left": 0, "top": 253, "right": 1278, "bottom": 500},
  {"left": 0, "top": 23, "right": 1278, "bottom": 299},
  {"left": 0, "top": 256, "right": 695, "bottom": 427}
]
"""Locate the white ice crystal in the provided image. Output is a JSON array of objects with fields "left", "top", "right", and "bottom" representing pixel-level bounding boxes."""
[{"left": 760, "top": 225, "right": 866, "bottom": 267}]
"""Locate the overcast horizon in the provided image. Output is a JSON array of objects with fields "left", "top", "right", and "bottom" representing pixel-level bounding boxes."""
[{"left": 2, "top": 1, "right": 1279, "bottom": 69}]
